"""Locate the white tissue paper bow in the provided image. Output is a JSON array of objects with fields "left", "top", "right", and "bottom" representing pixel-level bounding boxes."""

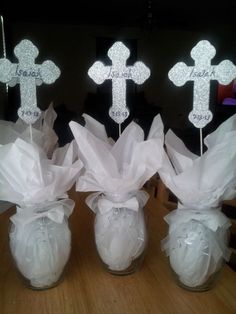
[
  {"left": 159, "top": 114, "right": 236, "bottom": 287},
  {"left": 69, "top": 114, "right": 164, "bottom": 271},
  {"left": 0, "top": 103, "right": 58, "bottom": 156},
  {"left": 0, "top": 138, "right": 82, "bottom": 288},
  {"left": 97, "top": 195, "right": 139, "bottom": 214}
]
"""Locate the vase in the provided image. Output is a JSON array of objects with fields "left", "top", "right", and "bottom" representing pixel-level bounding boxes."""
[
  {"left": 93, "top": 191, "right": 148, "bottom": 275},
  {"left": 9, "top": 201, "right": 73, "bottom": 290},
  {"left": 163, "top": 208, "right": 231, "bottom": 291}
]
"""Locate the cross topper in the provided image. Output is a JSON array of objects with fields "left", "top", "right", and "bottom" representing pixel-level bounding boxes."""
[
  {"left": 168, "top": 40, "right": 236, "bottom": 128},
  {"left": 0, "top": 39, "right": 61, "bottom": 124},
  {"left": 88, "top": 41, "right": 150, "bottom": 124}
]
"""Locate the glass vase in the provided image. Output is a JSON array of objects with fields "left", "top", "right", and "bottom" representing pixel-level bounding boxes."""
[
  {"left": 94, "top": 192, "right": 148, "bottom": 275},
  {"left": 166, "top": 213, "right": 231, "bottom": 291},
  {"left": 9, "top": 204, "right": 71, "bottom": 290}
]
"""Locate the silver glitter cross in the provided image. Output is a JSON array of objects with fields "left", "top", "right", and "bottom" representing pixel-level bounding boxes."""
[
  {"left": 168, "top": 40, "right": 236, "bottom": 128},
  {"left": 88, "top": 41, "right": 150, "bottom": 124},
  {"left": 0, "top": 39, "right": 60, "bottom": 124}
]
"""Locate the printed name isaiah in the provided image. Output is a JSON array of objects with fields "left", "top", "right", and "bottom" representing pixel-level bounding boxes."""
[
  {"left": 108, "top": 67, "right": 132, "bottom": 79},
  {"left": 190, "top": 67, "right": 216, "bottom": 78},
  {"left": 15, "top": 65, "right": 41, "bottom": 78}
]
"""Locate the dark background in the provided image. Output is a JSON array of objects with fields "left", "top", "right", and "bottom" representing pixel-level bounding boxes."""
[{"left": 0, "top": 1, "right": 236, "bottom": 149}]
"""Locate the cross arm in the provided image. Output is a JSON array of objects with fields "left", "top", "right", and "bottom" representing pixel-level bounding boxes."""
[
  {"left": 168, "top": 62, "right": 192, "bottom": 87},
  {"left": 0, "top": 58, "right": 17, "bottom": 83},
  {"left": 215, "top": 60, "right": 236, "bottom": 85},
  {"left": 41, "top": 61, "right": 61, "bottom": 84},
  {"left": 88, "top": 61, "right": 110, "bottom": 84},
  {"left": 131, "top": 62, "right": 151, "bottom": 84}
]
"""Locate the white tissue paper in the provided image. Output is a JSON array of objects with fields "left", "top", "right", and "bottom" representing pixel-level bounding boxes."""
[
  {"left": 0, "top": 138, "right": 82, "bottom": 288},
  {"left": 69, "top": 114, "right": 164, "bottom": 271},
  {"left": 160, "top": 114, "right": 236, "bottom": 288},
  {"left": 0, "top": 103, "right": 58, "bottom": 156}
]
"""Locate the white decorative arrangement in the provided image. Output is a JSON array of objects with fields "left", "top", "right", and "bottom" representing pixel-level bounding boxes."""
[
  {"left": 0, "top": 39, "right": 82, "bottom": 289},
  {"left": 83, "top": 41, "right": 154, "bottom": 273},
  {"left": 70, "top": 113, "right": 164, "bottom": 273},
  {"left": 162, "top": 45, "right": 236, "bottom": 290},
  {"left": 0, "top": 139, "right": 82, "bottom": 289}
]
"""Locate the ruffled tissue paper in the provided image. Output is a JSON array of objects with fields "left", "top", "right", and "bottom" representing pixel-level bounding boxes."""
[
  {"left": 0, "top": 103, "right": 58, "bottom": 156},
  {"left": 70, "top": 114, "right": 164, "bottom": 272}
]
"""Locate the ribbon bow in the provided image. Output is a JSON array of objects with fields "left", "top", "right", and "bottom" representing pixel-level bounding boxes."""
[
  {"left": 165, "top": 208, "right": 231, "bottom": 233},
  {"left": 10, "top": 199, "right": 74, "bottom": 226},
  {"left": 97, "top": 196, "right": 139, "bottom": 214}
]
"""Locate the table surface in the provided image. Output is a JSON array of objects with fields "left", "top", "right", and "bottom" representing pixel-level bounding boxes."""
[{"left": 0, "top": 190, "right": 235, "bottom": 314}]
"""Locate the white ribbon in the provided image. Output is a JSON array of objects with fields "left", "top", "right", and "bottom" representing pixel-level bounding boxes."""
[
  {"left": 10, "top": 199, "right": 74, "bottom": 226},
  {"left": 86, "top": 190, "right": 149, "bottom": 214},
  {"left": 165, "top": 207, "right": 231, "bottom": 233},
  {"left": 97, "top": 196, "right": 139, "bottom": 214}
]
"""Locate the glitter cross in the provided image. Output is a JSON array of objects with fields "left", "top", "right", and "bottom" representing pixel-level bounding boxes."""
[
  {"left": 168, "top": 40, "right": 236, "bottom": 128},
  {"left": 0, "top": 39, "right": 60, "bottom": 124},
  {"left": 88, "top": 41, "right": 150, "bottom": 124}
]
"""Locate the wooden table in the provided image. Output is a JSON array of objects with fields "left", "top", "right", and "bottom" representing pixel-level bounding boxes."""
[{"left": 0, "top": 190, "right": 235, "bottom": 314}]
